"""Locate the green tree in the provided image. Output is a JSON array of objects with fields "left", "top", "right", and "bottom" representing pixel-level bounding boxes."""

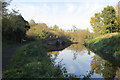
[
  {"left": 29, "top": 19, "right": 36, "bottom": 27},
  {"left": 90, "top": 13, "right": 104, "bottom": 34},
  {"left": 91, "top": 55, "right": 118, "bottom": 79},
  {"left": 2, "top": 13, "right": 30, "bottom": 42},
  {"left": 26, "top": 23, "right": 49, "bottom": 39},
  {"left": 115, "top": 4, "right": 120, "bottom": 32},
  {"left": 101, "top": 6, "right": 117, "bottom": 33},
  {"left": 53, "top": 25, "right": 59, "bottom": 31},
  {"left": 2, "top": 0, "right": 30, "bottom": 42},
  {"left": 90, "top": 6, "right": 119, "bottom": 34}
]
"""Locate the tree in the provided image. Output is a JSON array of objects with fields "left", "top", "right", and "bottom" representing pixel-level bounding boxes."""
[
  {"left": 2, "top": 13, "right": 30, "bottom": 42},
  {"left": 53, "top": 25, "right": 59, "bottom": 31},
  {"left": 26, "top": 23, "right": 49, "bottom": 39},
  {"left": 2, "top": 0, "right": 30, "bottom": 42},
  {"left": 115, "top": 4, "right": 120, "bottom": 32},
  {"left": 91, "top": 55, "right": 118, "bottom": 79},
  {"left": 101, "top": 6, "right": 117, "bottom": 33},
  {"left": 29, "top": 19, "right": 36, "bottom": 26},
  {"left": 90, "top": 6, "right": 119, "bottom": 34},
  {"left": 72, "top": 25, "right": 77, "bottom": 32},
  {"left": 1, "top": 0, "right": 11, "bottom": 17},
  {"left": 90, "top": 13, "right": 104, "bottom": 34}
]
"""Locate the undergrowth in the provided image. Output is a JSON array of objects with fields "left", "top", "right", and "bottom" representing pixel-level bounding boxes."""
[
  {"left": 85, "top": 33, "right": 120, "bottom": 55},
  {"left": 3, "top": 41, "right": 66, "bottom": 78}
]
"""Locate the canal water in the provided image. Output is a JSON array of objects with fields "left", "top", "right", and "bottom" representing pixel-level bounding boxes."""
[{"left": 49, "top": 43, "right": 120, "bottom": 78}]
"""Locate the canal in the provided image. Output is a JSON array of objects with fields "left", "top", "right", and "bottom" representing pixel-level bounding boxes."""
[{"left": 49, "top": 43, "right": 120, "bottom": 79}]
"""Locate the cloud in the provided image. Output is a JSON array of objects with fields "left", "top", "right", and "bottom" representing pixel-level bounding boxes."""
[
  {"left": 66, "top": 4, "right": 76, "bottom": 14},
  {"left": 8, "top": 0, "right": 120, "bottom": 31},
  {"left": 68, "top": 66, "right": 76, "bottom": 72}
]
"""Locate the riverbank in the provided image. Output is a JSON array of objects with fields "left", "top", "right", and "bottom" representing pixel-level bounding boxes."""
[
  {"left": 84, "top": 33, "right": 120, "bottom": 56},
  {"left": 2, "top": 39, "right": 73, "bottom": 78}
]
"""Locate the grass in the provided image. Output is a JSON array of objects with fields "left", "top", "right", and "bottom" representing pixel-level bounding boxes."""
[
  {"left": 85, "top": 33, "right": 120, "bottom": 56},
  {"left": 3, "top": 40, "right": 67, "bottom": 78}
]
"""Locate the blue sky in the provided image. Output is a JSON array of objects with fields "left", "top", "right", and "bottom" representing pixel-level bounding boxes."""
[{"left": 8, "top": 0, "right": 120, "bottom": 31}]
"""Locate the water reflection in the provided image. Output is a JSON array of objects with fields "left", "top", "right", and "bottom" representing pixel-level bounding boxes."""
[
  {"left": 68, "top": 43, "right": 86, "bottom": 52},
  {"left": 91, "top": 52, "right": 120, "bottom": 79},
  {"left": 49, "top": 43, "right": 120, "bottom": 79},
  {"left": 49, "top": 44, "right": 98, "bottom": 78},
  {"left": 48, "top": 43, "right": 72, "bottom": 52}
]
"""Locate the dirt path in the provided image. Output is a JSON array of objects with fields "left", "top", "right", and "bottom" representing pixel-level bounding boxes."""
[{"left": 2, "top": 44, "right": 24, "bottom": 71}]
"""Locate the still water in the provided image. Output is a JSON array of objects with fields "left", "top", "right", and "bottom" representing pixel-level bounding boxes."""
[{"left": 49, "top": 43, "right": 120, "bottom": 78}]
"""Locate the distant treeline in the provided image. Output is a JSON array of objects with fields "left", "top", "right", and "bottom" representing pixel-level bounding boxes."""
[
  {"left": 2, "top": 1, "right": 67, "bottom": 43},
  {"left": 65, "top": 28, "right": 93, "bottom": 43},
  {"left": 2, "top": 0, "right": 93, "bottom": 45},
  {"left": 26, "top": 20, "right": 68, "bottom": 40},
  {"left": 4, "top": 0, "right": 120, "bottom": 44},
  {"left": 27, "top": 20, "right": 93, "bottom": 43}
]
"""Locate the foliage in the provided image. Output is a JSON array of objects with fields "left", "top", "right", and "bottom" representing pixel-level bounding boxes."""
[
  {"left": 2, "top": 0, "right": 30, "bottom": 43},
  {"left": 52, "top": 25, "right": 59, "bottom": 31},
  {"left": 65, "top": 29, "right": 92, "bottom": 43},
  {"left": 3, "top": 41, "right": 67, "bottom": 78},
  {"left": 85, "top": 33, "right": 120, "bottom": 79},
  {"left": 115, "top": 4, "right": 120, "bottom": 25},
  {"left": 26, "top": 23, "right": 69, "bottom": 40},
  {"left": 85, "top": 33, "right": 120, "bottom": 56},
  {"left": 2, "top": 13, "right": 30, "bottom": 42},
  {"left": 68, "top": 43, "right": 85, "bottom": 52},
  {"left": 1, "top": 0, "right": 11, "bottom": 16},
  {"left": 90, "top": 6, "right": 120, "bottom": 34},
  {"left": 29, "top": 19, "right": 36, "bottom": 27},
  {"left": 91, "top": 55, "right": 120, "bottom": 79},
  {"left": 26, "top": 23, "right": 51, "bottom": 40}
]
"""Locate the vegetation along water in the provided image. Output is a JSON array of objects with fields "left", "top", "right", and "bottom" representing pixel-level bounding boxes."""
[{"left": 1, "top": 0, "right": 120, "bottom": 79}]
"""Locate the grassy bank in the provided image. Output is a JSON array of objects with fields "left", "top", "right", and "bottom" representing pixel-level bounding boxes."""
[
  {"left": 3, "top": 40, "right": 68, "bottom": 78},
  {"left": 84, "top": 33, "right": 120, "bottom": 56}
]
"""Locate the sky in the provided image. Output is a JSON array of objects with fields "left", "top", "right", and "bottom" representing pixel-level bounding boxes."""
[{"left": 8, "top": 0, "right": 120, "bottom": 31}]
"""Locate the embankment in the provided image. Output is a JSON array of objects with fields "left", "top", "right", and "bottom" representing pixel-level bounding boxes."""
[
  {"left": 2, "top": 39, "right": 72, "bottom": 78},
  {"left": 84, "top": 33, "right": 120, "bottom": 56}
]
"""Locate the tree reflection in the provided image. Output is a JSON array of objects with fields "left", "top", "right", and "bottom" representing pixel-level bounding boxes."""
[
  {"left": 115, "top": 67, "right": 120, "bottom": 78},
  {"left": 91, "top": 55, "right": 120, "bottom": 79},
  {"left": 82, "top": 70, "right": 94, "bottom": 80},
  {"left": 68, "top": 43, "right": 86, "bottom": 60},
  {"left": 68, "top": 43, "right": 86, "bottom": 52},
  {"left": 49, "top": 43, "right": 87, "bottom": 60},
  {"left": 48, "top": 51, "right": 60, "bottom": 62}
]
